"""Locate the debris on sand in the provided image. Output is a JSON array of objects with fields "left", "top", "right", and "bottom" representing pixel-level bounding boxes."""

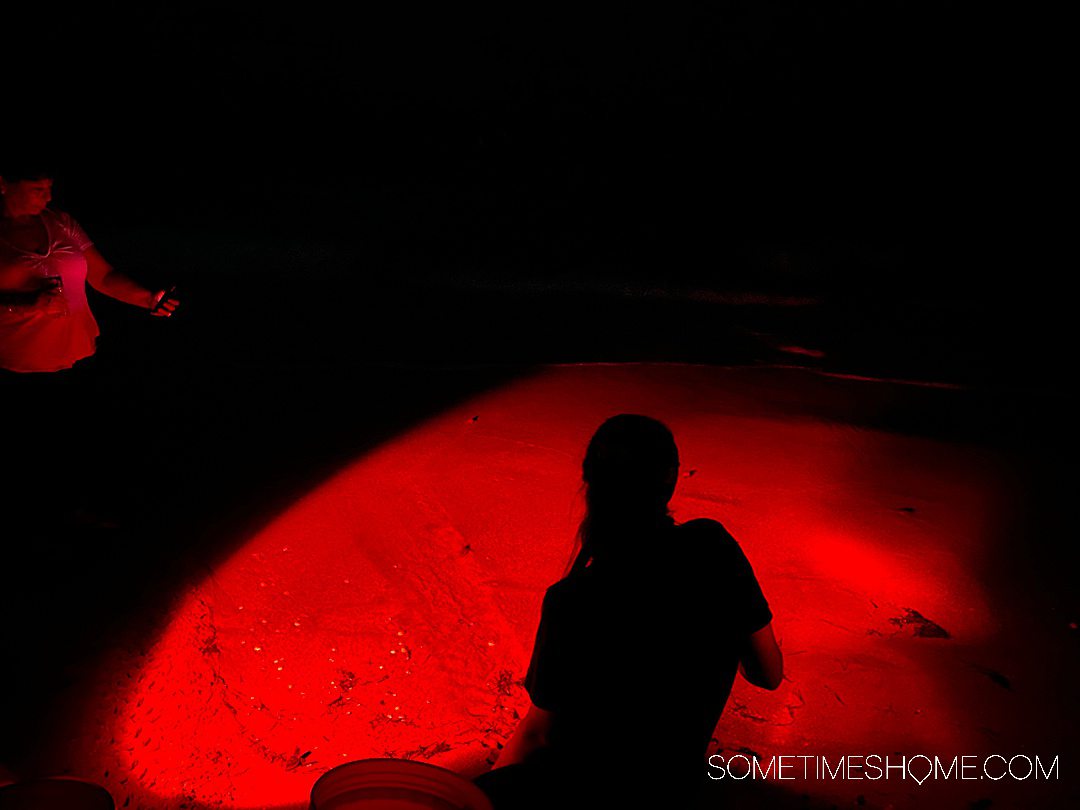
[
  {"left": 889, "top": 609, "right": 950, "bottom": 639},
  {"left": 971, "top": 665, "right": 1012, "bottom": 691}
]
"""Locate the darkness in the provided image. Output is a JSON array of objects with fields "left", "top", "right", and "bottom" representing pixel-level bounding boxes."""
[
  {"left": 3, "top": 4, "right": 1077, "bottom": 808},
  {"left": 12, "top": 4, "right": 1066, "bottom": 309},
  {"left": 5, "top": 3, "right": 1064, "bottom": 388}
]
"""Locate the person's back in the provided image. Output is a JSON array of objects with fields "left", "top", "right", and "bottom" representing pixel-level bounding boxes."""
[
  {"left": 524, "top": 518, "right": 772, "bottom": 806},
  {"left": 476, "top": 415, "right": 781, "bottom": 809}
]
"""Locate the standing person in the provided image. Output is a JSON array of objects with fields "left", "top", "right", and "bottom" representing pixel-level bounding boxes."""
[
  {"left": 476, "top": 414, "right": 783, "bottom": 809},
  {"left": 0, "top": 165, "right": 177, "bottom": 373},
  {"left": 0, "top": 164, "right": 179, "bottom": 530}
]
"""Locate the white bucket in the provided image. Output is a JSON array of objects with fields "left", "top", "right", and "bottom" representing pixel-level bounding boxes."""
[{"left": 310, "top": 758, "right": 493, "bottom": 810}]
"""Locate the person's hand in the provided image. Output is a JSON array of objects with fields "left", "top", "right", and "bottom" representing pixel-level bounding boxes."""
[
  {"left": 39, "top": 276, "right": 67, "bottom": 315},
  {"left": 149, "top": 287, "right": 179, "bottom": 317},
  {"left": 38, "top": 275, "right": 63, "bottom": 300}
]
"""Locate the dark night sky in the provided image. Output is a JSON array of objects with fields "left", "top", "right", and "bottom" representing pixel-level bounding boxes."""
[{"left": 9, "top": 3, "right": 1064, "bottom": 298}]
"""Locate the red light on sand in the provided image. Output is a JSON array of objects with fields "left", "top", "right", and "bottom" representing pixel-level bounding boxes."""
[
  {"left": 99, "top": 424, "right": 555, "bottom": 808},
  {"left": 63, "top": 365, "right": 1012, "bottom": 809}
]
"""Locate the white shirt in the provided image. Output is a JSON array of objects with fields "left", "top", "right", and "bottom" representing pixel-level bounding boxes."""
[{"left": 0, "top": 208, "right": 100, "bottom": 372}]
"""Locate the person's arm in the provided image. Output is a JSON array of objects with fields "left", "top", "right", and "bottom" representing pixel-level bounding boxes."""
[
  {"left": 84, "top": 246, "right": 178, "bottom": 316},
  {"left": 0, "top": 289, "right": 41, "bottom": 307},
  {"left": 738, "top": 622, "right": 783, "bottom": 690},
  {"left": 0, "top": 276, "right": 62, "bottom": 311},
  {"left": 492, "top": 702, "right": 553, "bottom": 769}
]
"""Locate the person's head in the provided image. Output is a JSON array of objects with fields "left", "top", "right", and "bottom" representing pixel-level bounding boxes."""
[
  {"left": 570, "top": 414, "right": 680, "bottom": 573},
  {"left": 0, "top": 164, "right": 56, "bottom": 218},
  {"left": 583, "top": 414, "right": 679, "bottom": 513}
]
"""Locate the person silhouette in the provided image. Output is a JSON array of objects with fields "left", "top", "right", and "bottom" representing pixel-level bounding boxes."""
[{"left": 475, "top": 414, "right": 782, "bottom": 809}]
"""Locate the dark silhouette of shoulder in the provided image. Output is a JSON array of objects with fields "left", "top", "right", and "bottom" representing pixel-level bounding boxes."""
[{"left": 669, "top": 518, "right": 773, "bottom": 634}]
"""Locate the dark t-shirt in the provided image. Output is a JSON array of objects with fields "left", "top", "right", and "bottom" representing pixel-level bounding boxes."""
[{"left": 523, "top": 518, "right": 772, "bottom": 801}]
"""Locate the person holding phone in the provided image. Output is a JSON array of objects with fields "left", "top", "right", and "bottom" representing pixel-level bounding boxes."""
[
  {"left": 0, "top": 164, "right": 178, "bottom": 374},
  {"left": 1, "top": 163, "right": 181, "bottom": 531}
]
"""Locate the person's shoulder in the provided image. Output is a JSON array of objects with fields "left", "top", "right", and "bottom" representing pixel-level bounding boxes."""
[
  {"left": 676, "top": 517, "right": 736, "bottom": 542},
  {"left": 43, "top": 208, "right": 81, "bottom": 231},
  {"left": 676, "top": 518, "right": 743, "bottom": 560},
  {"left": 543, "top": 569, "right": 596, "bottom": 611},
  {"left": 43, "top": 207, "right": 73, "bottom": 221},
  {"left": 44, "top": 208, "right": 92, "bottom": 249},
  {"left": 546, "top": 574, "right": 582, "bottom": 601}
]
